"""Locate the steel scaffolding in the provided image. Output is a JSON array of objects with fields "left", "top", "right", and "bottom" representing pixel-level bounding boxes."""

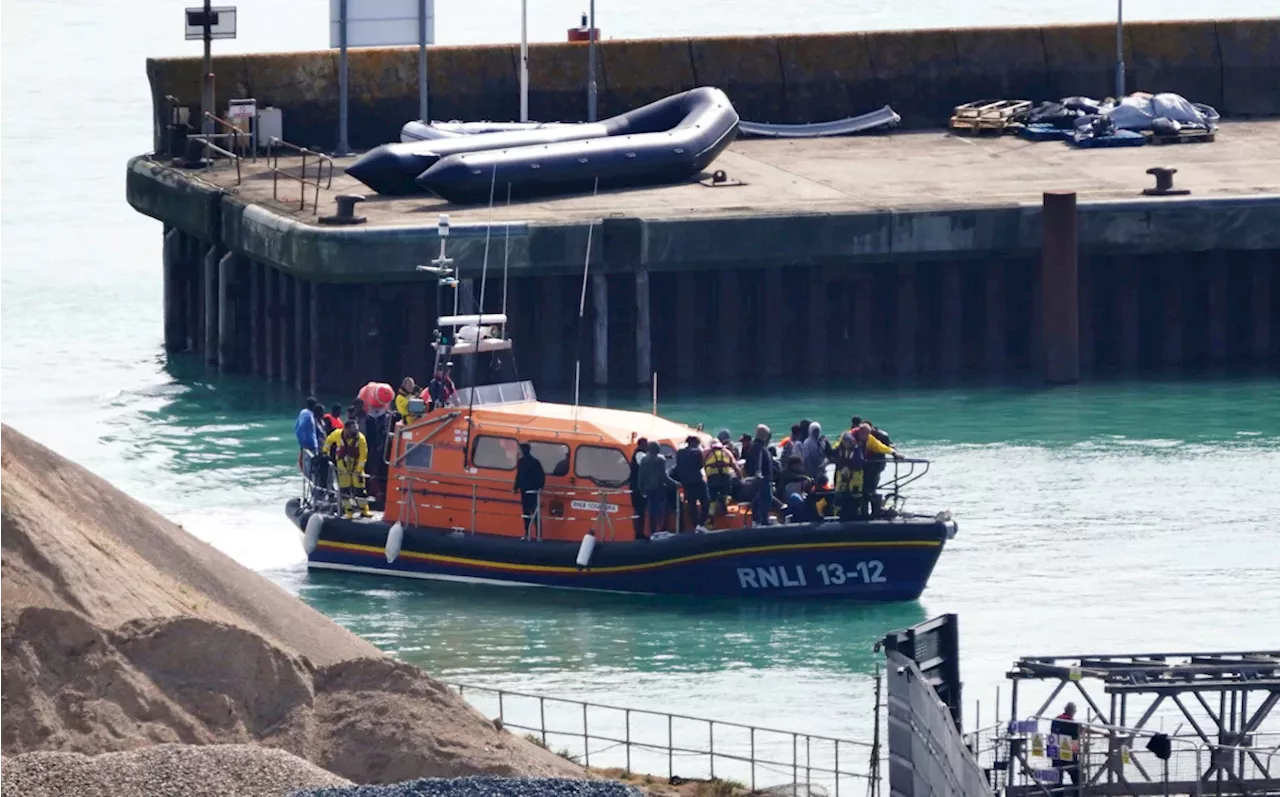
[{"left": 1005, "top": 651, "right": 1280, "bottom": 796}]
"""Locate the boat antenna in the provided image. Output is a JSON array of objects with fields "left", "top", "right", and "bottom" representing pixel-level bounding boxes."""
[
  {"left": 500, "top": 182, "right": 512, "bottom": 341},
  {"left": 571, "top": 177, "right": 601, "bottom": 432},
  {"left": 463, "top": 164, "right": 499, "bottom": 467}
]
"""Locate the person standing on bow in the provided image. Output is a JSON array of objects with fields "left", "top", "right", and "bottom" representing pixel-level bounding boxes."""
[
  {"left": 514, "top": 443, "right": 546, "bottom": 540},
  {"left": 638, "top": 441, "right": 680, "bottom": 538},
  {"left": 323, "top": 422, "right": 371, "bottom": 518},
  {"left": 745, "top": 424, "right": 776, "bottom": 526},
  {"left": 703, "top": 436, "right": 740, "bottom": 522},
  {"left": 675, "top": 435, "right": 710, "bottom": 532}
]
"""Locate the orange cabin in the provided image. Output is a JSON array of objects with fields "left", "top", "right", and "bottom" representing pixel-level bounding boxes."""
[{"left": 384, "top": 396, "right": 740, "bottom": 542}]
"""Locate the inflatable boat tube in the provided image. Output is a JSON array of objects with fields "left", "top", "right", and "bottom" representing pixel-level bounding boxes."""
[
  {"left": 738, "top": 105, "right": 901, "bottom": 138},
  {"left": 349, "top": 87, "right": 739, "bottom": 200},
  {"left": 349, "top": 122, "right": 609, "bottom": 195},
  {"left": 402, "top": 120, "right": 572, "bottom": 143}
]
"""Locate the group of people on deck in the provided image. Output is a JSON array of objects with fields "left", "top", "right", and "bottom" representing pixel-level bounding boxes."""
[
  {"left": 292, "top": 363, "right": 459, "bottom": 518},
  {"left": 627, "top": 416, "right": 902, "bottom": 538}
]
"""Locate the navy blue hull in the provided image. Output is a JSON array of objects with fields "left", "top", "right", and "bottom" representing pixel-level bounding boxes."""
[{"left": 288, "top": 501, "right": 952, "bottom": 601}]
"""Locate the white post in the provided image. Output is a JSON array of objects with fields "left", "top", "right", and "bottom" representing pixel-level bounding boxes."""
[
  {"left": 519, "top": 0, "right": 529, "bottom": 122},
  {"left": 1114, "top": 0, "right": 1125, "bottom": 100}
]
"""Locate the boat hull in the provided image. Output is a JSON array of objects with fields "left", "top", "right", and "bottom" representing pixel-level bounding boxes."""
[{"left": 287, "top": 500, "right": 953, "bottom": 601}]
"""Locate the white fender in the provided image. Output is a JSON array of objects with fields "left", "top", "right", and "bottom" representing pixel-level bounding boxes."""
[
  {"left": 385, "top": 521, "right": 405, "bottom": 563},
  {"left": 575, "top": 530, "right": 597, "bottom": 569},
  {"left": 303, "top": 513, "right": 325, "bottom": 555}
]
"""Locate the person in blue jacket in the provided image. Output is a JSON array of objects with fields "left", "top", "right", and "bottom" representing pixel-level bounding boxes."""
[{"left": 295, "top": 397, "right": 321, "bottom": 472}]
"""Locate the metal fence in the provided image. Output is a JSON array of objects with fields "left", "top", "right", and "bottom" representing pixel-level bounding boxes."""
[{"left": 447, "top": 682, "right": 880, "bottom": 796}]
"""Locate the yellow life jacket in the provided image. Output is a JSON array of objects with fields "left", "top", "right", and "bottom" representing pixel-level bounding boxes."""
[{"left": 705, "top": 448, "right": 733, "bottom": 477}]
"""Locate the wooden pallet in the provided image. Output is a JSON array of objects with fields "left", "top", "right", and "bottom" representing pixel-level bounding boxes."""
[
  {"left": 1148, "top": 128, "right": 1216, "bottom": 145},
  {"left": 949, "top": 100, "right": 1032, "bottom": 134}
]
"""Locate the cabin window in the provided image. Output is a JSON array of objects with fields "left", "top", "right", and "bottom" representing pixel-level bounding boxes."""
[
  {"left": 574, "top": 445, "right": 630, "bottom": 487},
  {"left": 402, "top": 442, "right": 434, "bottom": 470},
  {"left": 472, "top": 435, "right": 519, "bottom": 470},
  {"left": 529, "top": 441, "right": 571, "bottom": 477}
]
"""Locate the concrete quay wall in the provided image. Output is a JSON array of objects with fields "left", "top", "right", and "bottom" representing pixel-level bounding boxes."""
[
  {"left": 128, "top": 156, "right": 1280, "bottom": 394},
  {"left": 147, "top": 18, "right": 1280, "bottom": 151}
]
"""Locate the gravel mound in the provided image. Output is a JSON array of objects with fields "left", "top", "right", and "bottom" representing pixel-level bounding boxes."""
[
  {"left": 0, "top": 744, "right": 350, "bottom": 797},
  {"left": 1, "top": 426, "right": 585, "bottom": 784},
  {"left": 291, "top": 776, "right": 642, "bottom": 797}
]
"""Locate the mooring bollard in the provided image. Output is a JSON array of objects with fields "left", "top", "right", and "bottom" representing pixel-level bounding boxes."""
[
  {"left": 1142, "top": 167, "right": 1190, "bottom": 196},
  {"left": 319, "top": 194, "right": 367, "bottom": 225}
]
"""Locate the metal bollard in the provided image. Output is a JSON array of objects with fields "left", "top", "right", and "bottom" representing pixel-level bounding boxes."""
[
  {"left": 319, "top": 193, "right": 367, "bottom": 225},
  {"left": 1142, "top": 167, "right": 1190, "bottom": 196}
]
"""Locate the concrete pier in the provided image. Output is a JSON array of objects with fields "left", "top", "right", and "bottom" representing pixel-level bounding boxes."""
[{"left": 132, "top": 107, "right": 1280, "bottom": 396}]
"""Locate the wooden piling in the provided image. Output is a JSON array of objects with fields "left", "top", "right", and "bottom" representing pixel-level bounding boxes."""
[
  {"left": 264, "top": 264, "right": 277, "bottom": 381},
  {"left": 162, "top": 228, "right": 186, "bottom": 352},
  {"left": 1252, "top": 253, "right": 1272, "bottom": 362},
  {"left": 1206, "top": 259, "right": 1229, "bottom": 364},
  {"left": 851, "top": 271, "right": 873, "bottom": 375},
  {"left": 1117, "top": 257, "right": 1141, "bottom": 371},
  {"left": 939, "top": 262, "right": 962, "bottom": 375},
  {"left": 592, "top": 274, "right": 608, "bottom": 386},
  {"left": 635, "top": 270, "right": 651, "bottom": 386},
  {"left": 895, "top": 262, "right": 918, "bottom": 379},
  {"left": 675, "top": 271, "right": 696, "bottom": 384},
  {"left": 1078, "top": 256, "right": 1095, "bottom": 372},
  {"left": 294, "top": 276, "right": 309, "bottom": 390},
  {"left": 278, "top": 271, "right": 293, "bottom": 385},
  {"left": 249, "top": 260, "right": 264, "bottom": 376},
  {"left": 806, "top": 267, "right": 827, "bottom": 379},
  {"left": 763, "top": 267, "right": 785, "bottom": 379},
  {"left": 1162, "top": 266, "right": 1184, "bottom": 367},
  {"left": 308, "top": 280, "right": 323, "bottom": 394},
  {"left": 538, "top": 276, "right": 564, "bottom": 388},
  {"left": 217, "top": 252, "right": 236, "bottom": 372},
  {"left": 1040, "top": 191, "right": 1079, "bottom": 384},
  {"left": 984, "top": 261, "right": 1006, "bottom": 373},
  {"left": 717, "top": 270, "right": 740, "bottom": 383},
  {"left": 184, "top": 235, "right": 199, "bottom": 353},
  {"left": 202, "top": 245, "right": 219, "bottom": 364}
]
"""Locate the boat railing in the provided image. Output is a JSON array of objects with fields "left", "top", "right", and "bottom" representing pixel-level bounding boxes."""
[
  {"left": 381, "top": 458, "right": 937, "bottom": 534},
  {"left": 446, "top": 681, "right": 878, "bottom": 796}
]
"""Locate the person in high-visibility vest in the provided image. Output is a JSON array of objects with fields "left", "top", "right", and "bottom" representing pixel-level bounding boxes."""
[
  {"left": 703, "top": 439, "right": 741, "bottom": 521},
  {"left": 323, "top": 423, "right": 371, "bottom": 518}
]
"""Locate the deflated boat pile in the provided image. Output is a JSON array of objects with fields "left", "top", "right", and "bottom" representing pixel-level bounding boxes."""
[{"left": 0, "top": 425, "right": 585, "bottom": 793}]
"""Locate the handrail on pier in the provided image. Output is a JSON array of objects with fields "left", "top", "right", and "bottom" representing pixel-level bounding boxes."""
[{"left": 266, "top": 137, "right": 335, "bottom": 214}]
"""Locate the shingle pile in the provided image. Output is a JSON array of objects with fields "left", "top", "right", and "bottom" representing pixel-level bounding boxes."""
[
  {"left": 291, "top": 776, "right": 643, "bottom": 797},
  {"left": 0, "top": 744, "right": 350, "bottom": 797}
]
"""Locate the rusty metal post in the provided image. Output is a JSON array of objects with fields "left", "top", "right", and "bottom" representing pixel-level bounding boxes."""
[{"left": 1041, "top": 191, "right": 1080, "bottom": 384}]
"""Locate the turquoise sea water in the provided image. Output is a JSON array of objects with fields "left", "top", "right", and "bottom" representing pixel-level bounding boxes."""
[{"left": 3, "top": 0, "right": 1280, "bottom": 764}]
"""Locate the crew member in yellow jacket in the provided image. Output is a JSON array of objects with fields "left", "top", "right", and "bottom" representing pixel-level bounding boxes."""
[{"left": 323, "top": 423, "right": 371, "bottom": 518}]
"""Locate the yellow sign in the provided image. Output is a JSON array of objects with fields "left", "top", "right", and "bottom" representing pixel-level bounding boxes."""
[{"left": 1032, "top": 734, "right": 1044, "bottom": 757}]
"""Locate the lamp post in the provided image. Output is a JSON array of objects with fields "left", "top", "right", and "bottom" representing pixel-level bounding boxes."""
[
  {"left": 520, "top": 0, "right": 529, "bottom": 122},
  {"left": 586, "top": 0, "right": 598, "bottom": 122},
  {"left": 1114, "top": 0, "right": 1126, "bottom": 99},
  {"left": 337, "top": 0, "right": 351, "bottom": 155},
  {"left": 201, "top": 0, "right": 214, "bottom": 136}
]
